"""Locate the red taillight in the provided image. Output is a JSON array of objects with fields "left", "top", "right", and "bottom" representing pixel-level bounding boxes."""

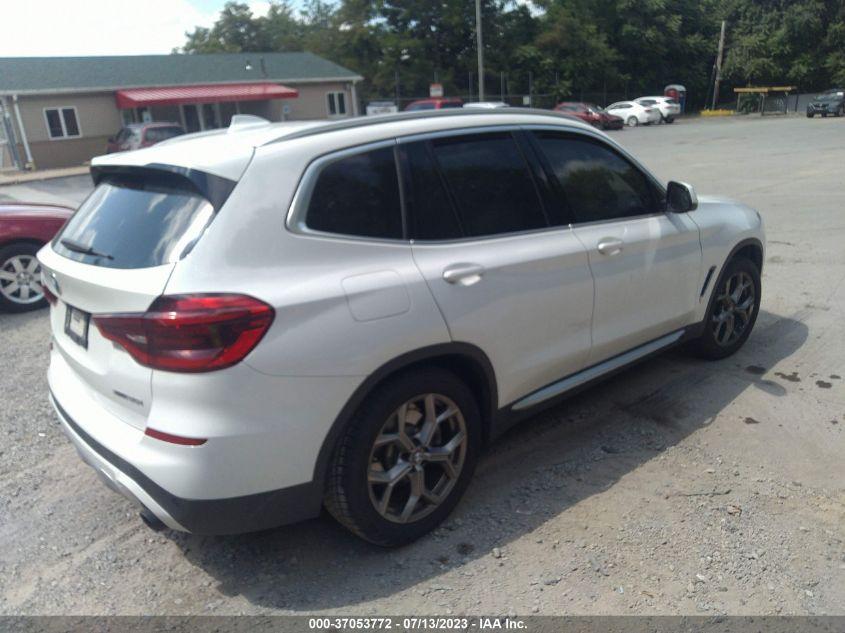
[
  {"left": 144, "top": 427, "right": 207, "bottom": 446},
  {"left": 42, "top": 285, "right": 57, "bottom": 306},
  {"left": 93, "top": 294, "right": 275, "bottom": 373}
]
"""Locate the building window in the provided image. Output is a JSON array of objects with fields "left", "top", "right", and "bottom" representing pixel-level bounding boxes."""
[
  {"left": 44, "top": 107, "right": 81, "bottom": 139},
  {"left": 327, "top": 92, "right": 347, "bottom": 117}
]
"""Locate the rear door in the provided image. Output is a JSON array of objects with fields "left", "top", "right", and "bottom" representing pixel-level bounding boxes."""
[
  {"left": 528, "top": 129, "right": 701, "bottom": 365},
  {"left": 38, "top": 171, "right": 221, "bottom": 429},
  {"left": 402, "top": 129, "right": 594, "bottom": 407}
]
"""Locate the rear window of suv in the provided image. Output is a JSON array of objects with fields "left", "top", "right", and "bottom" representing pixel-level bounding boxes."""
[{"left": 54, "top": 176, "right": 214, "bottom": 269}]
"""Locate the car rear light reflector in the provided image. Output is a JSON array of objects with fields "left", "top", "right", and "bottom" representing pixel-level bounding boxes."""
[
  {"left": 144, "top": 427, "right": 207, "bottom": 446},
  {"left": 42, "top": 284, "right": 57, "bottom": 306},
  {"left": 93, "top": 293, "right": 275, "bottom": 372}
]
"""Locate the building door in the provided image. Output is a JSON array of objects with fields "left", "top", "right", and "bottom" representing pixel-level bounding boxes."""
[
  {"left": 182, "top": 105, "right": 200, "bottom": 132},
  {"left": 202, "top": 103, "right": 221, "bottom": 129}
]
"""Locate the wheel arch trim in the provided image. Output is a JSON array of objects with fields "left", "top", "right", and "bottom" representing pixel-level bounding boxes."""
[
  {"left": 311, "top": 342, "right": 498, "bottom": 491},
  {"left": 702, "top": 237, "right": 764, "bottom": 317}
]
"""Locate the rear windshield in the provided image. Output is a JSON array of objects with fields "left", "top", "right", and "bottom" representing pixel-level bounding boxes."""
[{"left": 54, "top": 178, "right": 213, "bottom": 269}]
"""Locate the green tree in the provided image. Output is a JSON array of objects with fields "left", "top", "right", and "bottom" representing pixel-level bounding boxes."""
[{"left": 183, "top": 2, "right": 269, "bottom": 53}]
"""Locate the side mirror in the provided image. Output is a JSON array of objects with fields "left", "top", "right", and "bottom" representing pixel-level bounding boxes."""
[{"left": 666, "top": 181, "right": 698, "bottom": 213}]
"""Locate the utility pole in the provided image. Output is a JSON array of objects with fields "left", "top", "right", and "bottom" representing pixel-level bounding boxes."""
[
  {"left": 476, "top": 0, "right": 484, "bottom": 101},
  {"left": 712, "top": 20, "right": 726, "bottom": 110}
]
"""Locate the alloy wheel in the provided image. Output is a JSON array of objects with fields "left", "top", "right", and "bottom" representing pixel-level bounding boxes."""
[
  {"left": 0, "top": 255, "right": 44, "bottom": 305},
  {"left": 711, "top": 271, "right": 755, "bottom": 347},
  {"left": 367, "top": 393, "right": 467, "bottom": 524}
]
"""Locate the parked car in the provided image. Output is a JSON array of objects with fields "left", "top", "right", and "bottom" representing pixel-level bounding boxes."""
[
  {"left": 806, "top": 89, "right": 845, "bottom": 117},
  {"left": 554, "top": 102, "right": 624, "bottom": 130},
  {"left": 106, "top": 122, "right": 185, "bottom": 153},
  {"left": 404, "top": 98, "right": 464, "bottom": 111},
  {"left": 606, "top": 101, "right": 661, "bottom": 126},
  {"left": 463, "top": 101, "right": 509, "bottom": 109},
  {"left": 40, "top": 109, "right": 764, "bottom": 546},
  {"left": 0, "top": 202, "right": 73, "bottom": 312},
  {"left": 634, "top": 96, "right": 681, "bottom": 123}
]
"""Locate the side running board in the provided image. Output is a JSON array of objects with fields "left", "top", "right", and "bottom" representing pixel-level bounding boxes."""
[{"left": 512, "top": 329, "right": 686, "bottom": 411}]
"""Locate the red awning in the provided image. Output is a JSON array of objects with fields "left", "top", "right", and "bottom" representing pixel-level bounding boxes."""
[{"left": 115, "top": 83, "right": 298, "bottom": 108}]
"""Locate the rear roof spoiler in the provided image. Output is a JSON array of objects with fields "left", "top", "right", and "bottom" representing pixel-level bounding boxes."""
[{"left": 89, "top": 164, "right": 237, "bottom": 212}]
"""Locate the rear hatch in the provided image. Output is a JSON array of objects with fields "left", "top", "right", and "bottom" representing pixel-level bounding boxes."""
[{"left": 39, "top": 167, "right": 230, "bottom": 429}]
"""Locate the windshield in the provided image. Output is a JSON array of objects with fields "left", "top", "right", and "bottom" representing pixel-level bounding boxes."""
[{"left": 54, "top": 179, "right": 214, "bottom": 269}]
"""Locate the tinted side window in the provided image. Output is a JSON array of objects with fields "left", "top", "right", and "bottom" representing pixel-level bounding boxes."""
[
  {"left": 305, "top": 147, "right": 403, "bottom": 239},
  {"left": 533, "top": 132, "right": 655, "bottom": 223},
  {"left": 430, "top": 133, "right": 546, "bottom": 237},
  {"left": 401, "top": 142, "right": 463, "bottom": 240}
]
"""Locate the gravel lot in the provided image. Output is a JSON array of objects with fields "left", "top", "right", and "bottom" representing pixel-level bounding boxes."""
[{"left": 1, "top": 115, "right": 843, "bottom": 616}]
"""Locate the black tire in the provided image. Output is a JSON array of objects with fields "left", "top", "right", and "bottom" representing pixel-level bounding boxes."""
[
  {"left": 690, "top": 257, "right": 761, "bottom": 360},
  {"left": 627, "top": 116, "right": 638, "bottom": 127},
  {"left": 0, "top": 242, "right": 47, "bottom": 313},
  {"left": 807, "top": 111, "right": 814, "bottom": 118},
  {"left": 666, "top": 116, "right": 675, "bottom": 124},
  {"left": 324, "top": 367, "right": 481, "bottom": 547},
  {"left": 822, "top": 112, "right": 828, "bottom": 118}
]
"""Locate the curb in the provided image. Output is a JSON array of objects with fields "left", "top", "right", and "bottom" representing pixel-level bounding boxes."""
[{"left": 0, "top": 167, "right": 89, "bottom": 187}]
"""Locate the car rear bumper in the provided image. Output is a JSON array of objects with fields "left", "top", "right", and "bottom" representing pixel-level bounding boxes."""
[{"left": 51, "top": 391, "right": 323, "bottom": 534}]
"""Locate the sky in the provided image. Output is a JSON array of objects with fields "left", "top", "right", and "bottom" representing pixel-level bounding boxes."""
[{"left": 0, "top": 0, "right": 280, "bottom": 57}]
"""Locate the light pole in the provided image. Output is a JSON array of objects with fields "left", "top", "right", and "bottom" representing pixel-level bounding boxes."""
[{"left": 476, "top": 0, "right": 484, "bottom": 101}]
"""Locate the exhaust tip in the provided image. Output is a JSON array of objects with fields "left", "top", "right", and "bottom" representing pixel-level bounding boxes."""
[{"left": 139, "top": 507, "right": 166, "bottom": 532}]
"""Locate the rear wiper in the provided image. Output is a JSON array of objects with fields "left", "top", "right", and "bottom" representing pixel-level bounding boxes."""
[{"left": 60, "top": 238, "right": 114, "bottom": 260}]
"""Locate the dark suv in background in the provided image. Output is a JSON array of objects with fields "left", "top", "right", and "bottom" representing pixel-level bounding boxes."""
[
  {"left": 806, "top": 89, "right": 845, "bottom": 117},
  {"left": 106, "top": 122, "right": 185, "bottom": 153}
]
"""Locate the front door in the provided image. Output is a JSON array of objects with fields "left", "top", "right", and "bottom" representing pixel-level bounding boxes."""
[
  {"left": 401, "top": 131, "right": 594, "bottom": 407},
  {"left": 528, "top": 129, "right": 701, "bottom": 365},
  {"left": 182, "top": 104, "right": 200, "bottom": 133}
]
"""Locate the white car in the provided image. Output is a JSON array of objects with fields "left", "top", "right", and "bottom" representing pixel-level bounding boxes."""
[
  {"left": 40, "top": 109, "right": 765, "bottom": 546},
  {"left": 635, "top": 96, "right": 682, "bottom": 123},
  {"left": 463, "top": 101, "right": 509, "bottom": 109},
  {"left": 606, "top": 101, "right": 661, "bottom": 126}
]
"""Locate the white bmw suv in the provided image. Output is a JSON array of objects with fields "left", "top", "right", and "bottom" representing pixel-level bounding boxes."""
[{"left": 39, "top": 110, "right": 764, "bottom": 546}]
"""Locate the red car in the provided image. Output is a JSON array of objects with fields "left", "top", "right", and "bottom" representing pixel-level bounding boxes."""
[
  {"left": 0, "top": 202, "right": 73, "bottom": 312},
  {"left": 404, "top": 98, "right": 464, "bottom": 111},
  {"left": 106, "top": 122, "right": 185, "bottom": 153},
  {"left": 554, "top": 102, "right": 624, "bottom": 130}
]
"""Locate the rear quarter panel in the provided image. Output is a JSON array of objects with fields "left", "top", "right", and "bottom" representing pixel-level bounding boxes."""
[{"left": 162, "top": 132, "right": 452, "bottom": 378}]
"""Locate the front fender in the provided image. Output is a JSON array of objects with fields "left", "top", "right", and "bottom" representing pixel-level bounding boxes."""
[{"left": 688, "top": 196, "right": 765, "bottom": 322}]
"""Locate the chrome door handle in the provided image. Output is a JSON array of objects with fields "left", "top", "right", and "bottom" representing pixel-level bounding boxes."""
[
  {"left": 442, "top": 263, "right": 485, "bottom": 286},
  {"left": 597, "top": 238, "right": 624, "bottom": 256}
]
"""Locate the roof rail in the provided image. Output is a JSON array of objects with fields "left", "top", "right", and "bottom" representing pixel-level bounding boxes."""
[{"left": 263, "top": 107, "right": 578, "bottom": 146}]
